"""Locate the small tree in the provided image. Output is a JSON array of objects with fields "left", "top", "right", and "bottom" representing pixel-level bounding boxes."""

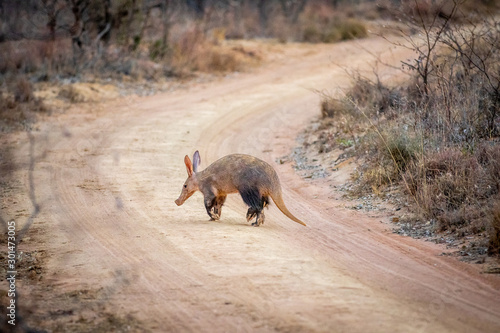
[{"left": 396, "top": 0, "right": 463, "bottom": 102}]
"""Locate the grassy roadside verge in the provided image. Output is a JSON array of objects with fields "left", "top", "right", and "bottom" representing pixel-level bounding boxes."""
[{"left": 297, "top": 0, "right": 500, "bottom": 267}]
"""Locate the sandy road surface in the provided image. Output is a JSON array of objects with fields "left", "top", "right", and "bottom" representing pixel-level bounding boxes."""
[{"left": 4, "top": 37, "right": 500, "bottom": 332}]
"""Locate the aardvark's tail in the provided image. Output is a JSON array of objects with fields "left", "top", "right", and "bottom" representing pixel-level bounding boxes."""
[{"left": 270, "top": 190, "right": 306, "bottom": 226}]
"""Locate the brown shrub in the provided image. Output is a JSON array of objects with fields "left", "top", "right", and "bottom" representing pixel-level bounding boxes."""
[
  {"left": 169, "top": 27, "right": 260, "bottom": 74},
  {"left": 346, "top": 75, "right": 396, "bottom": 114},
  {"left": 0, "top": 39, "right": 73, "bottom": 76},
  {"left": 13, "top": 77, "right": 34, "bottom": 103},
  {"left": 336, "top": 19, "right": 368, "bottom": 40},
  {"left": 0, "top": 86, "right": 46, "bottom": 132},
  {"left": 320, "top": 97, "right": 352, "bottom": 118},
  {"left": 407, "top": 149, "right": 477, "bottom": 214},
  {"left": 477, "top": 143, "right": 500, "bottom": 195},
  {"left": 303, "top": 25, "right": 323, "bottom": 43},
  {"left": 58, "top": 85, "right": 85, "bottom": 103},
  {"left": 489, "top": 203, "right": 500, "bottom": 255},
  {"left": 203, "top": 48, "right": 243, "bottom": 73},
  {"left": 301, "top": 19, "right": 367, "bottom": 43},
  {"left": 355, "top": 129, "right": 420, "bottom": 195},
  {"left": 402, "top": 144, "right": 500, "bottom": 254}
]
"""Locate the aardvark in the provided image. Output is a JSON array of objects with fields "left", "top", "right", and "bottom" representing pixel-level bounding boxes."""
[{"left": 175, "top": 151, "right": 306, "bottom": 227}]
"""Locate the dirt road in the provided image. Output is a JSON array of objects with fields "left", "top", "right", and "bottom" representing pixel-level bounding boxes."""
[{"left": 5, "top": 37, "right": 500, "bottom": 332}]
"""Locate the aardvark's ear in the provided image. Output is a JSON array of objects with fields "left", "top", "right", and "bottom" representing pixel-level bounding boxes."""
[
  {"left": 184, "top": 155, "right": 193, "bottom": 177},
  {"left": 193, "top": 150, "right": 201, "bottom": 173}
]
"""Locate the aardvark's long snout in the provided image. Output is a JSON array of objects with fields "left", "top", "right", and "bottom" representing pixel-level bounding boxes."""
[{"left": 175, "top": 190, "right": 194, "bottom": 206}]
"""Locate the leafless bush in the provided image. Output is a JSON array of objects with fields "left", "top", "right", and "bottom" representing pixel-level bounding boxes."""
[
  {"left": 402, "top": 144, "right": 500, "bottom": 249},
  {"left": 302, "top": 18, "right": 367, "bottom": 43},
  {"left": 321, "top": 98, "right": 348, "bottom": 118},
  {"left": 490, "top": 203, "right": 500, "bottom": 255},
  {"left": 13, "top": 77, "right": 34, "bottom": 103},
  {"left": 0, "top": 39, "right": 74, "bottom": 77},
  {"left": 388, "top": 0, "right": 500, "bottom": 144},
  {"left": 0, "top": 77, "right": 46, "bottom": 132},
  {"left": 58, "top": 85, "right": 85, "bottom": 103}
]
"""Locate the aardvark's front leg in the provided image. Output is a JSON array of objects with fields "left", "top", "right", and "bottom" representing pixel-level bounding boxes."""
[
  {"left": 212, "top": 195, "right": 227, "bottom": 220},
  {"left": 204, "top": 193, "right": 226, "bottom": 221}
]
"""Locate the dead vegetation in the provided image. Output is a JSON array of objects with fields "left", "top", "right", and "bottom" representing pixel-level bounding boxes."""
[
  {"left": 0, "top": 0, "right": 375, "bottom": 81},
  {"left": 0, "top": 0, "right": 377, "bottom": 132},
  {"left": 0, "top": 77, "right": 47, "bottom": 132},
  {"left": 304, "top": 0, "right": 500, "bottom": 258}
]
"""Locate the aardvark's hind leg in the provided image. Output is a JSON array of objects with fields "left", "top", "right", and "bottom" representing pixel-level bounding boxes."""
[
  {"left": 246, "top": 207, "right": 265, "bottom": 226},
  {"left": 252, "top": 195, "right": 269, "bottom": 227},
  {"left": 252, "top": 195, "right": 269, "bottom": 226},
  {"left": 251, "top": 210, "right": 266, "bottom": 227},
  {"left": 244, "top": 194, "right": 269, "bottom": 227}
]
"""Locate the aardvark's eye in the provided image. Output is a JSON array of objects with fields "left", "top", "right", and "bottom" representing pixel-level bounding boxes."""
[{"left": 184, "top": 184, "right": 187, "bottom": 188}]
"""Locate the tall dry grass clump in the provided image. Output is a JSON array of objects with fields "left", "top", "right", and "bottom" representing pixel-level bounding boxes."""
[
  {"left": 300, "top": 2, "right": 369, "bottom": 45},
  {"left": 404, "top": 145, "right": 500, "bottom": 236},
  {"left": 0, "top": 76, "right": 46, "bottom": 132},
  {"left": 167, "top": 27, "right": 260, "bottom": 74},
  {"left": 490, "top": 203, "right": 500, "bottom": 255}
]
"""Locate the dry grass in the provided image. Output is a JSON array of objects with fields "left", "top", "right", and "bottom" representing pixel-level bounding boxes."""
[
  {"left": 490, "top": 203, "right": 500, "bottom": 255},
  {"left": 399, "top": 144, "right": 500, "bottom": 246},
  {"left": 302, "top": 18, "right": 368, "bottom": 43},
  {"left": 13, "top": 76, "right": 35, "bottom": 103},
  {"left": 378, "top": 0, "right": 500, "bottom": 23},
  {"left": 320, "top": 95, "right": 357, "bottom": 119},
  {"left": 0, "top": 78, "right": 46, "bottom": 132},
  {"left": 319, "top": 77, "right": 500, "bottom": 254},
  {"left": 58, "top": 85, "right": 86, "bottom": 103},
  {"left": 169, "top": 27, "right": 261, "bottom": 74},
  {"left": 313, "top": 3, "right": 500, "bottom": 255},
  {"left": 0, "top": 39, "right": 74, "bottom": 77}
]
